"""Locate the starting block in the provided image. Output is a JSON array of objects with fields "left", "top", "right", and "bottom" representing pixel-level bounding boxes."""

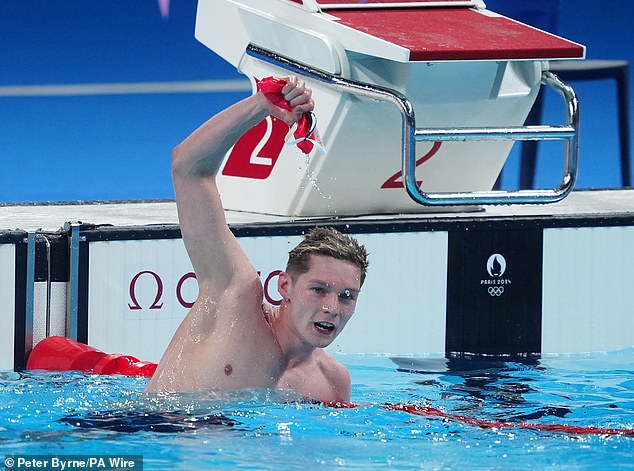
[{"left": 195, "top": 0, "right": 585, "bottom": 216}]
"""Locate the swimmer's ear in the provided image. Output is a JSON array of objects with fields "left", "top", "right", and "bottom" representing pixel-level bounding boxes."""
[{"left": 277, "top": 271, "right": 293, "bottom": 299}]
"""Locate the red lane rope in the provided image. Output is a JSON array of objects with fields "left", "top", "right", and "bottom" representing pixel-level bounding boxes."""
[
  {"left": 26, "top": 336, "right": 157, "bottom": 377},
  {"left": 28, "top": 337, "right": 634, "bottom": 438},
  {"left": 326, "top": 401, "right": 634, "bottom": 438}
]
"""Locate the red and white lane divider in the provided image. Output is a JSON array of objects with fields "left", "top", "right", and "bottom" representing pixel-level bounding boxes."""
[
  {"left": 326, "top": 401, "right": 634, "bottom": 437},
  {"left": 27, "top": 336, "right": 634, "bottom": 438},
  {"left": 27, "top": 336, "right": 156, "bottom": 377}
]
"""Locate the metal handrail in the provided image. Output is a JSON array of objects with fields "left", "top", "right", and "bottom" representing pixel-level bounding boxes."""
[
  {"left": 246, "top": 45, "right": 580, "bottom": 206},
  {"left": 408, "top": 72, "right": 579, "bottom": 205}
]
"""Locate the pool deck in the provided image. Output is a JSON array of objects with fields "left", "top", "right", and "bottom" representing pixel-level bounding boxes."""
[{"left": 1, "top": 188, "right": 633, "bottom": 233}]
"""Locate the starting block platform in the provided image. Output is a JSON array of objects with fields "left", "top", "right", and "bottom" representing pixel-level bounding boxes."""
[{"left": 195, "top": 0, "right": 584, "bottom": 216}]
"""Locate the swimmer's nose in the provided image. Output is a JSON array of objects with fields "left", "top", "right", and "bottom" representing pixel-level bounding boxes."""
[{"left": 322, "top": 303, "right": 339, "bottom": 318}]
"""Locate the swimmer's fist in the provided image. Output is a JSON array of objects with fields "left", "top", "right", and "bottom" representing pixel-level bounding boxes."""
[
  {"left": 283, "top": 76, "right": 314, "bottom": 121},
  {"left": 260, "top": 75, "right": 315, "bottom": 125}
]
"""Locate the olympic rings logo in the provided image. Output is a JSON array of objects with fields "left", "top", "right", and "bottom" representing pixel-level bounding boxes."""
[{"left": 488, "top": 286, "right": 504, "bottom": 297}]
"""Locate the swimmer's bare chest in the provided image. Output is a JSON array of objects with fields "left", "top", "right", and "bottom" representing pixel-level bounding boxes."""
[
  {"left": 193, "top": 329, "right": 283, "bottom": 390},
  {"left": 192, "top": 329, "right": 334, "bottom": 399}
]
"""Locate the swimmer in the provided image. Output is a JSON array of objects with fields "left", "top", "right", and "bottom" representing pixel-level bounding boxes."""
[{"left": 146, "top": 76, "right": 369, "bottom": 403}]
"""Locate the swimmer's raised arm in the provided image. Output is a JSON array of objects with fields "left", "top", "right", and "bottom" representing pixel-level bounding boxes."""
[
  {"left": 171, "top": 76, "right": 314, "bottom": 289},
  {"left": 147, "top": 77, "right": 315, "bottom": 393}
]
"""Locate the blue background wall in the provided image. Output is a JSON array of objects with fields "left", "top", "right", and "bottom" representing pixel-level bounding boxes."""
[{"left": 1, "top": 0, "right": 632, "bottom": 203}]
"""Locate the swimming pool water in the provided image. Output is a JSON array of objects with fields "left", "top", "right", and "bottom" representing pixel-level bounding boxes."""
[{"left": 1, "top": 350, "right": 633, "bottom": 470}]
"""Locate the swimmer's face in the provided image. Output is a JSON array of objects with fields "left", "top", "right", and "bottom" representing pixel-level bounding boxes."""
[{"left": 281, "top": 254, "right": 361, "bottom": 348}]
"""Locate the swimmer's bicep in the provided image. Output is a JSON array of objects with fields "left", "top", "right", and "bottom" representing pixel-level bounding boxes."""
[{"left": 174, "top": 174, "right": 254, "bottom": 287}]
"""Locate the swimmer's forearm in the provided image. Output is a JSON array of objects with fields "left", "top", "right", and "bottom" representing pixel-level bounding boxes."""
[{"left": 172, "top": 93, "right": 271, "bottom": 178}]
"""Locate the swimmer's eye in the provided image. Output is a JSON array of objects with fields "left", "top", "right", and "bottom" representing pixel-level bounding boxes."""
[
  {"left": 339, "top": 289, "right": 358, "bottom": 303},
  {"left": 310, "top": 285, "right": 358, "bottom": 303}
]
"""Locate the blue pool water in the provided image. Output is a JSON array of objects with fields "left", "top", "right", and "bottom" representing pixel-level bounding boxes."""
[{"left": 1, "top": 350, "right": 633, "bottom": 470}]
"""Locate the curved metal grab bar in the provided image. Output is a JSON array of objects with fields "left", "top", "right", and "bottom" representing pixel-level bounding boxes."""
[
  {"left": 246, "top": 45, "right": 579, "bottom": 206},
  {"left": 407, "top": 72, "right": 579, "bottom": 205}
]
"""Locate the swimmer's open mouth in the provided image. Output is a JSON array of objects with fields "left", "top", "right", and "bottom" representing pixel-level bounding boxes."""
[{"left": 314, "top": 321, "right": 335, "bottom": 334}]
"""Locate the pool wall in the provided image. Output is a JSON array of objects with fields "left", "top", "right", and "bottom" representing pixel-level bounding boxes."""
[{"left": 3, "top": 201, "right": 633, "bottom": 370}]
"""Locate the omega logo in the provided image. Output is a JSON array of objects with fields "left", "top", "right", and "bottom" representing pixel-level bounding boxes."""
[
  {"left": 127, "top": 269, "right": 283, "bottom": 311},
  {"left": 128, "top": 270, "right": 186, "bottom": 310}
]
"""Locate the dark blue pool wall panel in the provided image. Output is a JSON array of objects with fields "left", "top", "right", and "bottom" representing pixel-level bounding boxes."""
[{"left": 446, "top": 229, "right": 543, "bottom": 358}]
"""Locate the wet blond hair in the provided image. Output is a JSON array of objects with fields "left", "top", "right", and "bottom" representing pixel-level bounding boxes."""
[{"left": 286, "top": 227, "right": 369, "bottom": 286}]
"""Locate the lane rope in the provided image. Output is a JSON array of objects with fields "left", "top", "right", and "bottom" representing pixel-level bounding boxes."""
[
  {"left": 326, "top": 401, "right": 634, "bottom": 437},
  {"left": 28, "top": 337, "right": 634, "bottom": 437}
]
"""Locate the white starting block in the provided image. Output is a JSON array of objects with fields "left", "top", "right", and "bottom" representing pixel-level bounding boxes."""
[{"left": 195, "top": 0, "right": 585, "bottom": 216}]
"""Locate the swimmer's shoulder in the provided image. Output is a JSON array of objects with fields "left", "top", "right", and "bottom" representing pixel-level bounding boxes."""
[{"left": 314, "top": 349, "right": 351, "bottom": 402}]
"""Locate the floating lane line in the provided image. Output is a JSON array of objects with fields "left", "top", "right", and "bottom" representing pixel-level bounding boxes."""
[{"left": 326, "top": 401, "right": 634, "bottom": 438}]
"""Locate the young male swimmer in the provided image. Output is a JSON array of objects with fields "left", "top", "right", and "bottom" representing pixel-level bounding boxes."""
[{"left": 146, "top": 76, "right": 369, "bottom": 403}]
